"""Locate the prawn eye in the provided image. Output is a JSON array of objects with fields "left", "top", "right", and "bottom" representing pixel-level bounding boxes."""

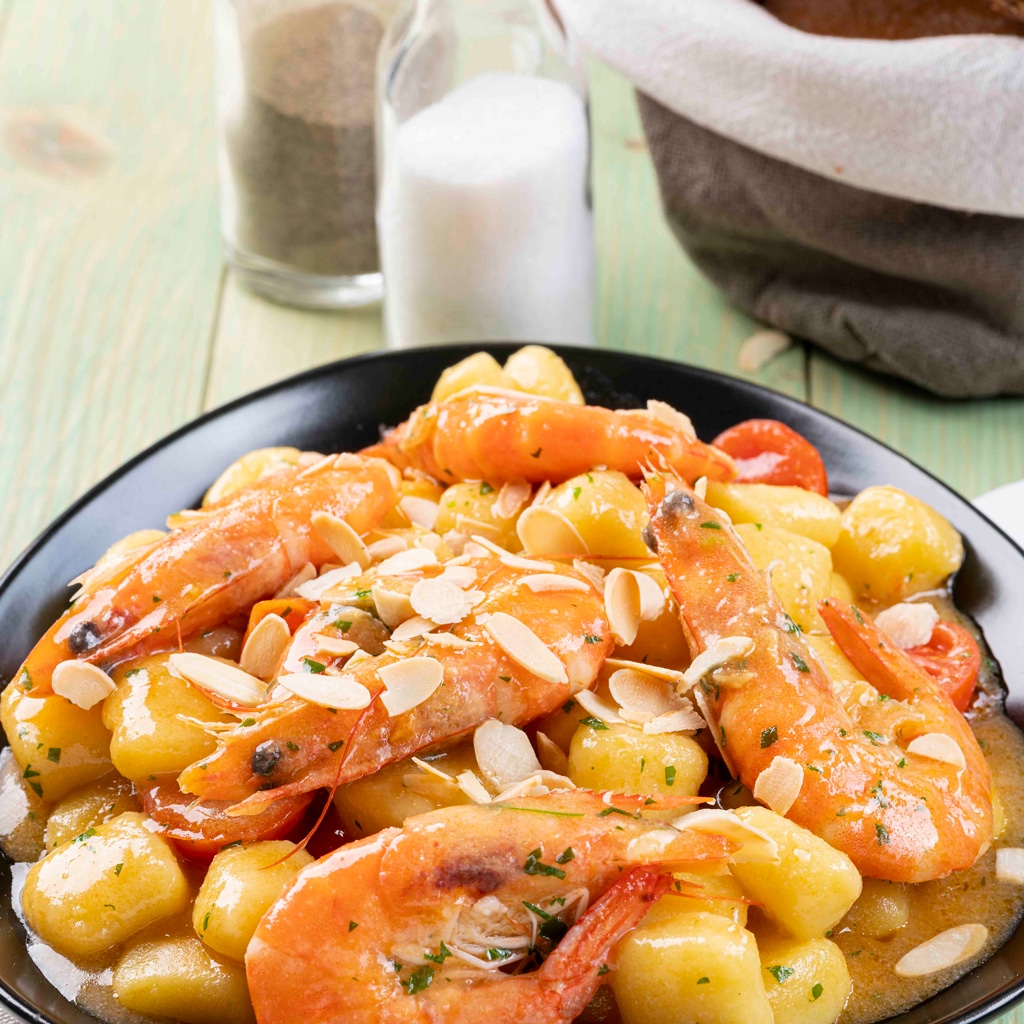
[
  {"left": 252, "top": 741, "right": 281, "bottom": 777},
  {"left": 659, "top": 489, "right": 697, "bottom": 523},
  {"left": 67, "top": 620, "right": 103, "bottom": 655}
]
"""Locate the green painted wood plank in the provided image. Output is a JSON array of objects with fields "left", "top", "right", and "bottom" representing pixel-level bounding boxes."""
[
  {"left": 0, "top": 0, "right": 222, "bottom": 573},
  {"left": 809, "top": 351, "right": 1024, "bottom": 498},
  {"left": 588, "top": 62, "right": 807, "bottom": 400}
]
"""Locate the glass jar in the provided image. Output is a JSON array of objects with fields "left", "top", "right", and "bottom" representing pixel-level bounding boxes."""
[
  {"left": 215, "top": 0, "right": 398, "bottom": 308},
  {"left": 377, "top": 0, "right": 595, "bottom": 347}
]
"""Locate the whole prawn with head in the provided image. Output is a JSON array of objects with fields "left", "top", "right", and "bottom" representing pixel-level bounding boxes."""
[
  {"left": 644, "top": 473, "right": 992, "bottom": 883},
  {"left": 245, "top": 791, "right": 737, "bottom": 1024}
]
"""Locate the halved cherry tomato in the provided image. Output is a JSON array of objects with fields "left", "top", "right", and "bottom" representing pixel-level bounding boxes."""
[
  {"left": 712, "top": 419, "right": 829, "bottom": 496},
  {"left": 140, "top": 775, "right": 314, "bottom": 863},
  {"left": 905, "top": 621, "right": 982, "bottom": 714},
  {"left": 243, "top": 598, "right": 317, "bottom": 644}
]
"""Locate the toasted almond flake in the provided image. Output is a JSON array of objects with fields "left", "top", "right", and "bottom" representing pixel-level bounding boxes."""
[
  {"left": 996, "top": 847, "right": 1024, "bottom": 883},
  {"left": 463, "top": 542, "right": 493, "bottom": 559},
  {"left": 457, "top": 770, "right": 492, "bottom": 804},
  {"left": 646, "top": 400, "right": 697, "bottom": 441},
  {"left": 332, "top": 452, "right": 364, "bottom": 469},
  {"left": 535, "top": 731, "right": 569, "bottom": 775},
  {"left": 894, "top": 924, "right": 988, "bottom": 978},
  {"left": 520, "top": 573, "right": 590, "bottom": 594},
  {"left": 275, "top": 562, "right": 317, "bottom": 599},
  {"left": 495, "top": 770, "right": 575, "bottom": 802},
  {"left": 738, "top": 329, "right": 792, "bottom": 373},
  {"left": 410, "top": 578, "right": 473, "bottom": 625},
  {"left": 604, "top": 568, "right": 642, "bottom": 646},
  {"left": 605, "top": 659, "right": 686, "bottom": 685},
  {"left": 502, "top": 553, "right": 557, "bottom": 572},
  {"left": 673, "top": 809, "right": 780, "bottom": 864},
  {"left": 753, "top": 756, "right": 803, "bottom": 815},
  {"left": 441, "top": 530, "right": 470, "bottom": 556},
  {"left": 414, "top": 531, "right": 443, "bottom": 554},
  {"left": 297, "top": 563, "right": 362, "bottom": 602},
  {"left": 643, "top": 709, "right": 705, "bottom": 734},
  {"left": 411, "top": 756, "right": 457, "bottom": 784},
  {"left": 314, "top": 636, "right": 360, "bottom": 659},
  {"left": 532, "top": 481, "right": 552, "bottom": 506},
  {"left": 376, "top": 548, "right": 438, "bottom": 575},
  {"left": 682, "top": 636, "right": 755, "bottom": 688},
  {"left": 694, "top": 476, "right": 708, "bottom": 500},
  {"left": 403, "top": 773, "right": 460, "bottom": 801},
  {"left": 609, "top": 669, "right": 679, "bottom": 717},
  {"left": 345, "top": 649, "right": 374, "bottom": 669},
  {"left": 573, "top": 559, "right": 606, "bottom": 592},
  {"left": 52, "top": 661, "right": 116, "bottom": 710},
  {"left": 495, "top": 480, "right": 532, "bottom": 520},
  {"left": 366, "top": 536, "right": 409, "bottom": 562},
  {"left": 907, "top": 733, "right": 967, "bottom": 769},
  {"left": 378, "top": 657, "right": 444, "bottom": 716},
  {"left": 455, "top": 515, "right": 503, "bottom": 542},
  {"left": 575, "top": 688, "right": 624, "bottom": 726},
  {"left": 474, "top": 719, "right": 543, "bottom": 790},
  {"left": 693, "top": 688, "right": 736, "bottom": 775},
  {"left": 875, "top": 603, "right": 940, "bottom": 650},
  {"left": 428, "top": 632, "right": 479, "bottom": 649},
  {"left": 467, "top": 534, "right": 513, "bottom": 558},
  {"left": 438, "top": 565, "right": 478, "bottom": 589},
  {"left": 277, "top": 672, "right": 372, "bottom": 710},
  {"left": 371, "top": 583, "right": 415, "bottom": 629},
  {"left": 240, "top": 614, "right": 291, "bottom": 681},
  {"left": 483, "top": 612, "right": 567, "bottom": 685},
  {"left": 168, "top": 653, "right": 267, "bottom": 707},
  {"left": 633, "top": 571, "right": 667, "bottom": 621},
  {"left": 297, "top": 453, "right": 335, "bottom": 479},
  {"left": 391, "top": 615, "right": 439, "bottom": 642},
  {"left": 400, "top": 496, "right": 439, "bottom": 530},
  {"left": 517, "top": 506, "right": 588, "bottom": 557},
  {"left": 312, "top": 512, "right": 371, "bottom": 570}
]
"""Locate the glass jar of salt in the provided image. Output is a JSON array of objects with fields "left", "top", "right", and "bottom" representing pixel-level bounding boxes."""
[
  {"left": 215, "top": 0, "right": 399, "bottom": 308},
  {"left": 377, "top": 0, "right": 595, "bottom": 347}
]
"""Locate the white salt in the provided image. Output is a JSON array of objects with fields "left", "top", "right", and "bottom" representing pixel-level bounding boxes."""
[{"left": 379, "top": 72, "right": 594, "bottom": 348}]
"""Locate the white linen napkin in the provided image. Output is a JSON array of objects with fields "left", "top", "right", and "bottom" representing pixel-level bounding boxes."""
[{"left": 556, "top": 0, "right": 1024, "bottom": 216}]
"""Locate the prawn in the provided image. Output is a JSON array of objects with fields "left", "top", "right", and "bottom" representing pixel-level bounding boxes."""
[
  {"left": 10, "top": 455, "right": 400, "bottom": 697},
  {"left": 178, "top": 558, "right": 612, "bottom": 811},
  {"left": 371, "top": 387, "right": 736, "bottom": 485},
  {"left": 245, "top": 790, "right": 735, "bottom": 1024},
  {"left": 644, "top": 473, "right": 993, "bottom": 883}
]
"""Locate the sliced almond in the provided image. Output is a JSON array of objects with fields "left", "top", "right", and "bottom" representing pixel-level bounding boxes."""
[
  {"left": 474, "top": 719, "right": 543, "bottom": 791},
  {"left": 411, "top": 756, "right": 458, "bottom": 784},
  {"left": 605, "top": 659, "right": 686, "bottom": 686},
  {"left": 391, "top": 615, "right": 439, "bottom": 642},
  {"left": 52, "top": 661, "right": 116, "bottom": 710},
  {"left": 646, "top": 399, "right": 697, "bottom": 441},
  {"left": 403, "top": 773, "right": 461, "bottom": 802},
  {"left": 438, "top": 565, "right": 478, "bottom": 589},
  {"left": 673, "top": 808, "right": 780, "bottom": 864},
  {"left": 495, "top": 480, "right": 532, "bottom": 520},
  {"left": 240, "top": 614, "right": 291, "bottom": 681},
  {"left": 296, "top": 563, "right": 362, "bottom": 602},
  {"left": 753, "top": 756, "right": 803, "bottom": 816},
  {"left": 573, "top": 559, "right": 605, "bottom": 592},
  {"left": 609, "top": 669, "right": 679, "bottom": 718},
  {"left": 276, "top": 672, "right": 372, "bottom": 710},
  {"left": 875, "top": 603, "right": 940, "bottom": 650},
  {"left": 467, "top": 534, "right": 514, "bottom": 559},
  {"left": 296, "top": 453, "right": 335, "bottom": 479},
  {"left": 371, "top": 583, "right": 415, "bottom": 629},
  {"left": 275, "top": 562, "right": 317, "bottom": 599},
  {"left": 168, "top": 653, "right": 266, "bottom": 707},
  {"left": 738, "top": 330, "right": 792, "bottom": 374},
  {"left": 457, "top": 770, "right": 492, "bottom": 804},
  {"left": 166, "top": 508, "right": 212, "bottom": 530},
  {"left": 520, "top": 573, "right": 590, "bottom": 594},
  {"left": 894, "top": 924, "right": 988, "bottom": 978},
  {"left": 683, "top": 637, "right": 755, "bottom": 689},
  {"left": 426, "top": 632, "right": 479, "bottom": 649},
  {"left": 996, "top": 847, "right": 1024, "bottom": 884},
  {"left": 907, "top": 733, "right": 967, "bottom": 769},
  {"left": 312, "top": 512, "right": 370, "bottom": 570},
  {"left": 332, "top": 452, "right": 364, "bottom": 470},
  {"left": 535, "top": 731, "right": 569, "bottom": 775},
  {"left": 575, "top": 688, "right": 624, "bottom": 726},
  {"left": 400, "top": 496, "right": 440, "bottom": 531},
  {"left": 516, "top": 506, "right": 589, "bottom": 557},
  {"left": 376, "top": 548, "right": 438, "bottom": 575},
  {"left": 694, "top": 476, "right": 708, "bottom": 500},
  {"left": 464, "top": 541, "right": 495, "bottom": 559},
  {"left": 693, "top": 688, "right": 736, "bottom": 776},
  {"left": 494, "top": 770, "right": 575, "bottom": 802},
  {"left": 604, "top": 568, "right": 642, "bottom": 646},
  {"left": 483, "top": 612, "right": 567, "bottom": 686},
  {"left": 633, "top": 571, "right": 667, "bottom": 621},
  {"left": 410, "top": 578, "right": 473, "bottom": 625},
  {"left": 366, "top": 536, "right": 409, "bottom": 562},
  {"left": 455, "top": 516, "right": 503, "bottom": 543},
  {"left": 643, "top": 709, "right": 706, "bottom": 734},
  {"left": 378, "top": 657, "right": 444, "bottom": 716},
  {"left": 314, "top": 636, "right": 360, "bottom": 659}
]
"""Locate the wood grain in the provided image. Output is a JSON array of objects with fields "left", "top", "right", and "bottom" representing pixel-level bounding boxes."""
[{"left": 0, "top": 0, "right": 222, "bottom": 572}]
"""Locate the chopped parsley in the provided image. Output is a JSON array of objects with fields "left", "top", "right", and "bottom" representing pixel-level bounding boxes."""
[
  {"left": 760, "top": 726, "right": 779, "bottom": 749},
  {"left": 328, "top": 740, "right": 345, "bottom": 752},
  {"left": 665, "top": 765, "right": 677, "bottom": 787},
  {"left": 697, "top": 977, "right": 710, "bottom": 985},
  {"left": 479, "top": 482, "right": 494, "bottom": 495},
  {"left": 597, "top": 963, "right": 610, "bottom": 976},
  {"left": 333, "top": 619, "right": 353, "bottom": 632},
  {"left": 486, "top": 947, "right": 513, "bottom": 961},
  {"left": 114, "top": 863, "right": 124, "bottom": 876},
  {"left": 875, "top": 822, "right": 891, "bottom": 846},
  {"left": 46, "top": 747, "right": 61, "bottom": 763},
  {"left": 811, "top": 983, "right": 824, "bottom": 1001},
  {"left": 699, "top": 522, "right": 722, "bottom": 530},
  {"left": 598, "top": 807, "right": 637, "bottom": 819},
  {"left": 403, "top": 965, "right": 434, "bottom": 995},
  {"left": 523, "top": 848, "right": 567, "bottom": 879},
  {"left": 423, "top": 942, "right": 452, "bottom": 964},
  {"left": 580, "top": 717, "right": 608, "bottom": 731},
  {"left": 583, "top": 634, "right": 602, "bottom": 644},
  {"left": 302, "top": 657, "right": 326, "bottom": 674},
  {"left": 241, "top": 718, "right": 256, "bottom": 728},
  {"left": 19, "top": 668, "right": 32, "bottom": 691},
  {"left": 767, "top": 966, "right": 794, "bottom": 984},
  {"left": 124, "top": 668, "right": 141, "bottom": 678},
  {"left": 555, "top": 847, "right": 575, "bottom": 864},
  {"left": 863, "top": 730, "right": 885, "bottom": 746},
  {"left": 790, "top": 652, "right": 810, "bottom": 673},
  {"left": 349, "top": 920, "right": 358, "bottom": 932},
  {"left": 726, "top": 573, "right": 740, "bottom": 583},
  {"left": 530, "top": 448, "right": 543, "bottom": 459}
]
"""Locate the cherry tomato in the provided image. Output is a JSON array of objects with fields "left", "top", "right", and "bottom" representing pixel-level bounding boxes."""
[
  {"left": 905, "top": 621, "right": 982, "bottom": 713},
  {"left": 712, "top": 419, "right": 829, "bottom": 496},
  {"left": 140, "top": 776, "right": 314, "bottom": 862}
]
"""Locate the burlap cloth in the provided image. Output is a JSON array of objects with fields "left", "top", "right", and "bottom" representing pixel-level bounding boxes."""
[{"left": 557, "top": 0, "right": 1024, "bottom": 398}]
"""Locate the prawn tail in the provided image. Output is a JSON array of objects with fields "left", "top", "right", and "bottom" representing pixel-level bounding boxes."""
[{"left": 538, "top": 866, "right": 670, "bottom": 1020}]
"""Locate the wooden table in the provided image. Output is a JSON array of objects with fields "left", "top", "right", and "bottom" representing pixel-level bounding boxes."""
[{"left": 1, "top": 2, "right": 1022, "bottom": 1022}]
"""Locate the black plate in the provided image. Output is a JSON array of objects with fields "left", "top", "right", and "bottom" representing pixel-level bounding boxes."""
[{"left": 2, "top": 344, "right": 1023, "bottom": 1024}]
